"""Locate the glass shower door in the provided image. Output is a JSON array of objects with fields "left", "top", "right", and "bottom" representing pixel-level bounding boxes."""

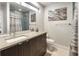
[{"left": 21, "top": 12, "right": 29, "bottom": 31}]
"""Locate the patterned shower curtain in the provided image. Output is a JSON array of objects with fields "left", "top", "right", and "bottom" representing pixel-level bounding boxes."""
[{"left": 69, "top": 2, "right": 78, "bottom": 56}]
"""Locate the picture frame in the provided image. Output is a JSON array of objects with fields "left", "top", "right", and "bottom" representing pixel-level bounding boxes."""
[
  {"left": 48, "top": 7, "right": 67, "bottom": 21},
  {"left": 31, "top": 13, "right": 36, "bottom": 22}
]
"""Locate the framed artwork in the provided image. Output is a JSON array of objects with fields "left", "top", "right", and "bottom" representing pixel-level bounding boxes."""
[
  {"left": 48, "top": 7, "right": 67, "bottom": 21},
  {"left": 31, "top": 13, "right": 36, "bottom": 22}
]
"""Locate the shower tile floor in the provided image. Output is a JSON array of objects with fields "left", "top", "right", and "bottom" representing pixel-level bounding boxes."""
[{"left": 44, "top": 43, "right": 69, "bottom": 56}]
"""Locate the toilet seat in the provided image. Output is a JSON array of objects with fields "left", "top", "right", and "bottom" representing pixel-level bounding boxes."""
[{"left": 47, "top": 38, "right": 55, "bottom": 44}]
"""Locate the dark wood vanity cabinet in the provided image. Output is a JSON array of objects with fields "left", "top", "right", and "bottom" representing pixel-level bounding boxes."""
[
  {"left": 29, "top": 34, "right": 47, "bottom": 56},
  {"left": 1, "top": 45, "right": 19, "bottom": 56},
  {"left": 19, "top": 41, "right": 31, "bottom": 56},
  {"left": 0, "top": 33, "right": 47, "bottom": 56},
  {"left": 1, "top": 41, "right": 30, "bottom": 56}
]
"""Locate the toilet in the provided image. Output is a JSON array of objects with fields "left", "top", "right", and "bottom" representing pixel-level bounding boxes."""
[{"left": 47, "top": 34, "right": 55, "bottom": 51}]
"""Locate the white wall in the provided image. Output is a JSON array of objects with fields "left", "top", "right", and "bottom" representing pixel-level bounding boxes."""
[
  {"left": 2, "top": 3, "right": 8, "bottom": 34},
  {"left": 0, "top": 3, "right": 3, "bottom": 34},
  {"left": 44, "top": 2, "right": 74, "bottom": 47},
  {"left": 36, "top": 3, "right": 44, "bottom": 32},
  {"left": 0, "top": 2, "right": 10, "bottom": 34},
  {"left": 0, "top": 2, "right": 8, "bottom": 34}
]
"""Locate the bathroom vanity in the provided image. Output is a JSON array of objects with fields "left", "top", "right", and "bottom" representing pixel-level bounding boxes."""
[
  {"left": 0, "top": 2, "right": 46, "bottom": 56},
  {"left": 0, "top": 31, "right": 47, "bottom": 56}
]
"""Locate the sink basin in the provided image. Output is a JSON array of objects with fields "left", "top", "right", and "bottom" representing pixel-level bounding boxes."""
[{"left": 6, "top": 36, "right": 27, "bottom": 43}]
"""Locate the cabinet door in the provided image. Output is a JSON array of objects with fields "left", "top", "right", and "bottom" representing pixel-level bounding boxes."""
[
  {"left": 39, "top": 34, "right": 47, "bottom": 55},
  {"left": 18, "top": 41, "right": 30, "bottom": 56},
  {"left": 1, "top": 45, "right": 19, "bottom": 56},
  {"left": 29, "top": 33, "right": 47, "bottom": 56},
  {"left": 23, "top": 41, "right": 30, "bottom": 56},
  {"left": 29, "top": 37, "right": 38, "bottom": 56},
  {"left": 18, "top": 42, "right": 24, "bottom": 56},
  {"left": 36, "top": 35, "right": 43, "bottom": 55},
  {"left": 36, "top": 33, "right": 47, "bottom": 55}
]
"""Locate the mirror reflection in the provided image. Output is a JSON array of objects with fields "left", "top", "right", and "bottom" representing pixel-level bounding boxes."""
[
  {"left": 10, "top": 2, "right": 35, "bottom": 33},
  {"left": 0, "top": 2, "right": 7, "bottom": 35},
  {"left": 0, "top": 2, "right": 37, "bottom": 37}
]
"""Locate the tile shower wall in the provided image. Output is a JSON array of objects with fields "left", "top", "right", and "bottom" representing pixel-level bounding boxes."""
[
  {"left": 21, "top": 12, "right": 29, "bottom": 31},
  {"left": 10, "top": 10, "right": 22, "bottom": 33},
  {"left": 10, "top": 10, "right": 29, "bottom": 33}
]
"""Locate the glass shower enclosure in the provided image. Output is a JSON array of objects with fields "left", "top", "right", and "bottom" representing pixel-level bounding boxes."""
[{"left": 10, "top": 2, "right": 29, "bottom": 34}]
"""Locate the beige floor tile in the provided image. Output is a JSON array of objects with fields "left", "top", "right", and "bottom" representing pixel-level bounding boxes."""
[{"left": 44, "top": 43, "right": 69, "bottom": 56}]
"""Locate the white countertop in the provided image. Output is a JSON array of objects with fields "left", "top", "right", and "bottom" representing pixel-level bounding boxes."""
[{"left": 0, "top": 30, "right": 46, "bottom": 51}]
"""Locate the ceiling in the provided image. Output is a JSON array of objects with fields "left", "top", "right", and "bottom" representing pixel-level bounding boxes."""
[
  {"left": 10, "top": 2, "right": 30, "bottom": 12},
  {"left": 10, "top": 2, "right": 35, "bottom": 13},
  {"left": 39, "top": 2, "right": 53, "bottom": 7}
]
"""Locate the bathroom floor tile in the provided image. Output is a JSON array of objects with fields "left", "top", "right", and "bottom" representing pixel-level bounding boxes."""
[{"left": 44, "top": 43, "right": 69, "bottom": 56}]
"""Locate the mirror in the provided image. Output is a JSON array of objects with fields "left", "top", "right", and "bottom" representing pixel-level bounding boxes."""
[
  {"left": 0, "top": 2, "right": 8, "bottom": 35},
  {"left": 0, "top": 2, "right": 37, "bottom": 37},
  {"left": 10, "top": 2, "right": 36, "bottom": 34}
]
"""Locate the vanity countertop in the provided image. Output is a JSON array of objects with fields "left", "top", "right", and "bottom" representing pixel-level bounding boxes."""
[{"left": 0, "top": 31, "right": 46, "bottom": 51}]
